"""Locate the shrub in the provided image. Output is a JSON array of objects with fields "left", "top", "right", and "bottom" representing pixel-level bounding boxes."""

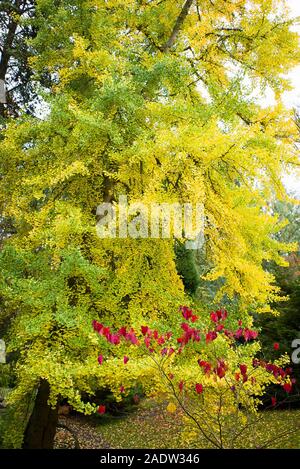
[{"left": 92, "top": 306, "right": 299, "bottom": 448}]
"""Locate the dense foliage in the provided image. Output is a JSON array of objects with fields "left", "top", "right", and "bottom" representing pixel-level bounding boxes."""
[{"left": 0, "top": 0, "right": 299, "bottom": 447}]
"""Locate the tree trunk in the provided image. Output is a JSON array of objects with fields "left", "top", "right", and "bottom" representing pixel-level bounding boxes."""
[{"left": 22, "top": 379, "right": 58, "bottom": 449}]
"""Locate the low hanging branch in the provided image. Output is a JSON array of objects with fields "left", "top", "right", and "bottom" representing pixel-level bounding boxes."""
[{"left": 161, "top": 0, "right": 194, "bottom": 52}]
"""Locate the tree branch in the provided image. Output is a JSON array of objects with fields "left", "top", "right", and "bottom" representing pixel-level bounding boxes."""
[{"left": 162, "top": 0, "right": 194, "bottom": 52}]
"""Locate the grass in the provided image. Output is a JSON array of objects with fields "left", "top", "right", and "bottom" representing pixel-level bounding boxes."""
[
  {"left": 95, "top": 399, "right": 183, "bottom": 449},
  {"left": 247, "top": 409, "right": 300, "bottom": 449},
  {"left": 1, "top": 396, "right": 300, "bottom": 449},
  {"left": 95, "top": 399, "right": 300, "bottom": 449}
]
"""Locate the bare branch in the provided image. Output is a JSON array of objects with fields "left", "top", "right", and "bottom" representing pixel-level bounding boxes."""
[{"left": 162, "top": 0, "right": 194, "bottom": 52}]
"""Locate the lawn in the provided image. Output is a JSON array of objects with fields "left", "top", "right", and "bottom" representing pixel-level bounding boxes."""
[
  {"left": 95, "top": 399, "right": 300, "bottom": 449},
  {"left": 1, "top": 395, "right": 300, "bottom": 449}
]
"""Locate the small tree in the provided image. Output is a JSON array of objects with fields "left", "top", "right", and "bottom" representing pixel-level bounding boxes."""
[{"left": 92, "top": 306, "right": 299, "bottom": 449}]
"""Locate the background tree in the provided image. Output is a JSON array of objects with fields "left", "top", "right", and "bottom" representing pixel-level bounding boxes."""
[
  {"left": 0, "top": 0, "right": 40, "bottom": 120},
  {"left": 0, "top": 0, "right": 299, "bottom": 448},
  {"left": 255, "top": 197, "right": 300, "bottom": 406},
  {"left": 175, "top": 241, "right": 201, "bottom": 296},
  {"left": 0, "top": 0, "right": 50, "bottom": 247},
  {"left": 255, "top": 108, "right": 300, "bottom": 406}
]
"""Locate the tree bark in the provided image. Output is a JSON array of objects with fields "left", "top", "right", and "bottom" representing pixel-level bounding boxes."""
[
  {"left": 22, "top": 379, "right": 58, "bottom": 449},
  {"left": 0, "top": 0, "right": 34, "bottom": 118},
  {"left": 162, "top": 0, "right": 194, "bottom": 52}
]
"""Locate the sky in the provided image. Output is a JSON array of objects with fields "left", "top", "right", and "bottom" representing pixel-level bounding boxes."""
[
  {"left": 281, "top": 0, "right": 300, "bottom": 196},
  {"left": 283, "top": 0, "right": 300, "bottom": 108}
]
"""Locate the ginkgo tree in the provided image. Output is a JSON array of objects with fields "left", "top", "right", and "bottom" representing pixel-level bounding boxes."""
[{"left": 0, "top": 0, "right": 299, "bottom": 448}]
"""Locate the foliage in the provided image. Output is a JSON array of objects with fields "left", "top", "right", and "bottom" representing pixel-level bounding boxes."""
[
  {"left": 1, "top": 0, "right": 299, "bottom": 310},
  {"left": 92, "top": 306, "right": 299, "bottom": 448},
  {"left": 255, "top": 199, "right": 300, "bottom": 405},
  {"left": 255, "top": 281, "right": 300, "bottom": 407},
  {"left": 0, "top": 0, "right": 299, "bottom": 447},
  {"left": 0, "top": 363, "right": 15, "bottom": 388}
]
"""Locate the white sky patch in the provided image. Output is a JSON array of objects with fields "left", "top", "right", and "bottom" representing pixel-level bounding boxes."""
[
  {"left": 282, "top": 1, "right": 300, "bottom": 110},
  {"left": 281, "top": 1, "right": 300, "bottom": 196}
]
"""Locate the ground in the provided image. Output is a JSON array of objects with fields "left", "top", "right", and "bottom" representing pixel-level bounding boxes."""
[{"left": 53, "top": 399, "right": 300, "bottom": 449}]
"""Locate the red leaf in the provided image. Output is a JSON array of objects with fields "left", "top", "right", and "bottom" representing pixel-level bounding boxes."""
[
  {"left": 283, "top": 382, "right": 292, "bottom": 393},
  {"left": 195, "top": 383, "right": 203, "bottom": 394},
  {"left": 215, "top": 360, "right": 227, "bottom": 379},
  {"left": 118, "top": 327, "right": 127, "bottom": 337},
  {"left": 180, "top": 306, "right": 193, "bottom": 321},
  {"left": 157, "top": 336, "right": 165, "bottom": 345},
  {"left": 144, "top": 337, "right": 151, "bottom": 348},
  {"left": 198, "top": 360, "right": 211, "bottom": 374},
  {"left": 206, "top": 331, "right": 217, "bottom": 343},
  {"left": 123, "top": 356, "right": 129, "bottom": 364},
  {"left": 98, "top": 355, "right": 104, "bottom": 365},
  {"left": 211, "top": 309, "right": 228, "bottom": 322},
  {"left": 97, "top": 405, "right": 106, "bottom": 415},
  {"left": 216, "top": 366, "right": 226, "bottom": 378},
  {"left": 181, "top": 322, "right": 190, "bottom": 332},
  {"left": 109, "top": 334, "right": 120, "bottom": 345},
  {"left": 244, "top": 328, "right": 258, "bottom": 341},
  {"left": 234, "top": 328, "right": 243, "bottom": 339},
  {"left": 210, "top": 312, "right": 218, "bottom": 323},
  {"left": 141, "top": 326, "right": 149, "bottom": 336},
  {"left": 126, "top": 330, "right": 139, "bottom": 345},
  {"left": 103, "top": 326, "right": 110, "bottom": 337}
]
